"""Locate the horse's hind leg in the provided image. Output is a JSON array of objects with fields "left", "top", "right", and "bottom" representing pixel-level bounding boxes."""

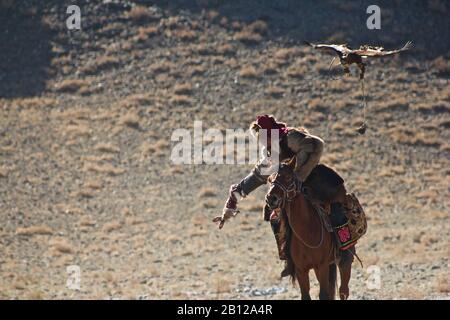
[
  {"left": 338, "top": 248, "right": 354, "bottom": 300},
  {"left": 296, "top": 269, "right": 311, "bottom": 300}
]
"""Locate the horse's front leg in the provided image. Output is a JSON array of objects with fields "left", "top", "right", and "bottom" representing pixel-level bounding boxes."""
[
  {"left": 296, "top": 269, "right": 311, "bottom": 300},
  {"left": 314, "top": 265, "right": 331, "bottom": 300}
]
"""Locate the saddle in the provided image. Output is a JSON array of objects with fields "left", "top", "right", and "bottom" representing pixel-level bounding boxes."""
[{"left": 302, "top": 164, "right": 367, "bottom": 243}]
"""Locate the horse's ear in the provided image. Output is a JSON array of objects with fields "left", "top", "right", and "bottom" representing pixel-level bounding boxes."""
[{"left": 287, "top": 156, "right": 296, "bottom": 170}]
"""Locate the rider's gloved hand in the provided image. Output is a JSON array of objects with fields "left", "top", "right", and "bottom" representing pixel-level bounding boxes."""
[{"left": 213, "top": 184, "right": 240, "bottom": 229}]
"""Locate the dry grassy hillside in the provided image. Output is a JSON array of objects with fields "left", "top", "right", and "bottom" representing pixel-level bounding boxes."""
[{"left": 0, "top": 0, "right": 449, "bottom": 299}]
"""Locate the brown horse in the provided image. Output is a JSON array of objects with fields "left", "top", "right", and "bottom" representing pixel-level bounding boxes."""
[{"left": 266, "top": 157, "right": 354, "bottom": 300}]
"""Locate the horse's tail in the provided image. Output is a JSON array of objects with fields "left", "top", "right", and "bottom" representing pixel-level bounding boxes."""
[
  {"left": 289, "top": 261, "right": 297, "bottom": 286},
  {"left": 329, "top": 263, "right": 337, "bottom": 300}
]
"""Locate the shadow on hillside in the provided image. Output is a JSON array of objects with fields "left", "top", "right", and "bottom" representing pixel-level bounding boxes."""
[
  {"left": 148, "top": 0, "right": 450, "bottom": 59},
  {"left": 0, "top": 5, "right": 55, "bottom": 98}
]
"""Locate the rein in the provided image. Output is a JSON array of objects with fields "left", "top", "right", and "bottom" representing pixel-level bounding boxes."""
[{"left": 270, "top": 171, "right": 324, "bottom": 249}]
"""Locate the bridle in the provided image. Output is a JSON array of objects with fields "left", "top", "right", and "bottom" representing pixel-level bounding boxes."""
[
  {"left": 267, "top": 174, "right": 298, "bottom": 210},
  {"left": 267, "top": 167, "right": 324, "bottom": 249}
]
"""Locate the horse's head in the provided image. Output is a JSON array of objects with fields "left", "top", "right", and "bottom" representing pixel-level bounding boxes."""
[{"left": 265, "top": 157, "right": 298, "bottom": 210}]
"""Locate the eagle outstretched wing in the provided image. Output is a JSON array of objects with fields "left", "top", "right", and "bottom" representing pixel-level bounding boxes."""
[
  {"left": 304, "top": 41, "right": 352, "bottom": 55},
  {"left": 354, "top": 41, "right": 413, "bottom": 57}
]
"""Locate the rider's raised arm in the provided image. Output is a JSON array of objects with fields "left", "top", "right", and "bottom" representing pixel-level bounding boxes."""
[{"left": 286, "top": 129, "right": 324, "bottom": 181}]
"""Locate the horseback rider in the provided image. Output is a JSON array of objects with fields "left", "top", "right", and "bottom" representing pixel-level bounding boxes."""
[{"left": 213, "top": 114, "right": 353, "bottom": 277}]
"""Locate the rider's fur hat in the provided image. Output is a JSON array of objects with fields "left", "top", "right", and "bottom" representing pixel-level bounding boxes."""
[{"left": 250, "top": 114, "right": 289, "bottom": 139}]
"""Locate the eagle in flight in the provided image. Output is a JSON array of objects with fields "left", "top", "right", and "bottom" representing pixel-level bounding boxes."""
[{"left": 304, "top": 41, "right": 413, "bottom": 79}]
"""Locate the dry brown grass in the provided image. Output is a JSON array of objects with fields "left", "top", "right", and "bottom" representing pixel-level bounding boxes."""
[
  {"left": 102, "top": 220, "right": 123, "bottom": 233},
  {"left": 389, "top": 128, "right": 442, "bottom": 148},
  {"left": 119, "top": 112, "right": 140, "bottom": 129},
  {"left": 63, "top": 123, "right": 91, "bottom": 138},
  {"left": 167, "top": 28, "right": 197, "bottom": 41},
  {"left": 3, "top": 97, "right": 58, "bottom": 109},
  {"left": 230, "top": 20, "right": 242, "bottom": 30},
  {"left": 239, "top": 65, "right": 260, "bottom": 79},
  {"left": 191, "top": 43, "right": 212, "bottom": 56},
  {"left": 170, "top": 95, "right": 192, "bottom": 106},
  {"left": 398, "top": 286, "right": 425, "bottom": 300},
  {"left": 286, "top": 64, "right": 307, "bottom": 79},
  {"left": 240, "top": 201, "right": 263, "bottom": 213},
  {"left": 54, "top": 79, "right": 90, "bottom": 93},
  {"left": 173, "top": 83, "right": 193, "bottom": 95},
  {"left": 374, "top": 97, "right": 409, "bottom": 112},
  {"left": 202, "top": 199, "right": 218, "bottom": 209},
  {"left": 52, "top": 106, "right": 91, "bottom": 120},
  {"left": 79, "top": 216, "right": 96, "bottom": 227},
  {"left": 274, "top": 48, "right": 299, "bottom": 61},
  {"left": 136, "top": 25, "right": 159, "bottom": 42},
  {"left": 24, "top": 290, "right": 45, "bottom": 300},
  {"left": 205, "top": 9, "right": 220, "bottom": 22},
  {"left": 190, "top": 214, "right": 209, "bottom": 227},
  {"left": 265, "top": 86, "right": 284, "bottom": 98},
  {"left": 16, "top": 225, "right": 53, "bottom": 236},
  {"left": 198, "top": 187, "right": 217, "bottom": 198},
  {"left": 234, "top": 30, "right": 262, "bottom": 45},
  {"left": 160, "top": 16, "right": 182, "bottom": 30},
  {"left": 412, "top": 101, "right": 450, "bottom": 114},
  {"left": 214, "top": 277, "right": 232, "bottom": 295},
  {"left": 53, "top": 204, "right": 84, "bottom": 215},
  {"left": 247, "top": 20, "right": 268, "bottom": 35},
  {"left": 170, "top": 166, "right": 184, "bottom": 175},
  {"left": 125, "top": 216, "right": 146, "bottom": 226},
  {"left": 432, "top": 56, "right": 450, "bottom": 76},
  {"left": 81, "top": 56, "right": 120, "bottom": 75},
  {"left": 153, "top": 140, "right": 170, "bottom": 156},
  {"left": 436, "top": 275, "right": 450, "bottom": 293},
  {"left": 138, "top": 141, "right": 156, "bottom": 159},
  {"left": 261, "top": 61, "right": 279, "bottom": 75},
  {"left": 307, "top": 98, "right": 329, "bottom": 113},
  {"left": 75, "top": 188, "right": 96, "bottom": 199},
  {"left": 149, "top": 61, "right": 174, "bottom": 74},
  {"left": 127, "top": 5, "right": 159, "bottom": 23},
  {"left": 94, "top": 143, "right": 120, "bottom": 153},
  {"left": 84, "top": 163, "right": 126, "bottom": 176},
  {"left": 188, "top": 65, "right": 207, "bottom": 77},
  {"left": 216, "top": 43, "right": 235, "bottom": 56},
  {"left": 118, "top": 93, "right": 154, "bottom": 109},
  {"left": 0, "top": 166, "right": 9, "bottom": 178},
  {"left": 50, "top": 238, "right": 76, "bottom": 254},
  {"left": 82, "top": 154, "right": 115, "bottom": 163}
]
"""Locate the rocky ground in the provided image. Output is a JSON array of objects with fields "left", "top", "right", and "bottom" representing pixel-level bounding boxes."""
[{"left": 0, "top": 0, "right": 449, "bottom": 299}]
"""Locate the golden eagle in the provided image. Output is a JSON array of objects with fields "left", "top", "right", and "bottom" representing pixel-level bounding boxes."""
[{"left": 304, "top": 41, "right": 413, "bottom": 79}]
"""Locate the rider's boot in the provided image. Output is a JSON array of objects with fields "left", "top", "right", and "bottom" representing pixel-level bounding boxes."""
[{"left": 330, "top": 202, "right": 355, "bottom": 250}]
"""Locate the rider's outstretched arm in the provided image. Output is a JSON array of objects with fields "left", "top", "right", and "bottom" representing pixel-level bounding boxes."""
[{"left": 213, "top": 164, "right": 268, "bottom": 229}]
